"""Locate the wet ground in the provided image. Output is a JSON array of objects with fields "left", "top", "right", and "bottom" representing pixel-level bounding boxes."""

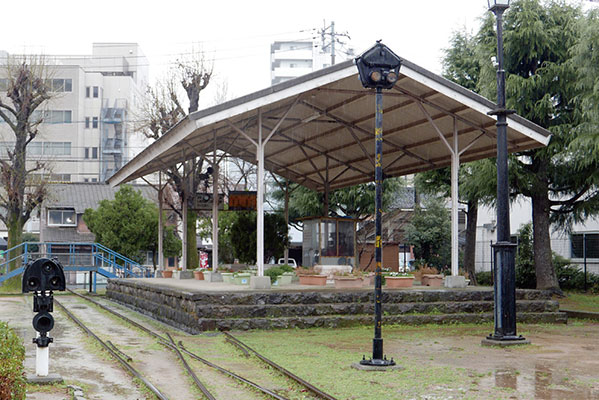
[{"left": 2, "top": 293, "right": 599, "bottom": 399}]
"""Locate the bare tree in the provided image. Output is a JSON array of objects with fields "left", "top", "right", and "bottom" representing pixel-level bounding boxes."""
[
  {"left": 0, "top": 57, "right": 52, "bottom": 287},
  {"left": 139, "top": 51, "right": 213, "bottom": 269}
]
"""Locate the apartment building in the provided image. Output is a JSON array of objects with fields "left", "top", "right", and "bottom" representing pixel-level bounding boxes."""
[
  {"left": 270, "top": 40, "right": 354, "bottom": 85},
  {"left": 0, "top": 43, "right": 149, "bottom": 183}
]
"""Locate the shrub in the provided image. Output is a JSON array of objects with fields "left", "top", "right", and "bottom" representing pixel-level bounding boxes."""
[
  {"left": 476, "top": 271, "right": 494, "bottom": 286},
  {"left": 0, "top": 321, "right": 26, "bottom": 400},
  {"left": 264, "top": 267, "right": 283, "bottom": 282},
  {"left": 278, "top": 264, "right": 295, "bottom": 273}
]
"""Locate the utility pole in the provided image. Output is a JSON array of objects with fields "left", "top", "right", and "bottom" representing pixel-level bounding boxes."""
[{"left": 318, "top": 20, "right": 350, "bottom": 66}]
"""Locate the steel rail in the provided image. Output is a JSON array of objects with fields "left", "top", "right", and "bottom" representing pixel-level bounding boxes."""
[
  {"left": 66, "top": 290, "right": 290, "bottom": 400},
  {"left": 54, "top": 298, "right": 169, "bottom": 400},
  {"left": 223, "top": 332, "right": 338, "bottom": 400},
  {"left": 164, "top": 333, "right": 216, "bottom": 400}
]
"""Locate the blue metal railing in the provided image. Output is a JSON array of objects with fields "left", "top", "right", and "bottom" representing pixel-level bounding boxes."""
[{"left": 0, "top": 242, "right": 152, "bottom": 285}]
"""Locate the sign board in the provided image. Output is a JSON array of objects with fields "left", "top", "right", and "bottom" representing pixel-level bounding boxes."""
[
  {"left": 228, "top": 191, "right": 257, "bottom": 211},
  {"left": 191, "top": 193, "right": 224, "bottom": 211}
]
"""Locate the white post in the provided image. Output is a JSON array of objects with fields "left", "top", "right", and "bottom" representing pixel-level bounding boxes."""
[
  {"left": 212, "top": 164, "right": 219, "bottom": 272},
  {"left": 182, "top": 191, "right": 187, "bottom": 271},
  {"left": 35, "top": 334, "right": 49, "bottom": 377},
  {"left": 257, "top": 110, "right": 265, "bottom": 277},
  {"left": 451, "top": 119, "right": 459, "bottom": 276},
  {"left": 158, "top": 172, "right": 164, "bottom": 273}
]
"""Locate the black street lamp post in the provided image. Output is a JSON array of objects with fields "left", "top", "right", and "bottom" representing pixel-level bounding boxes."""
[
  {"left": 484, "top": 0, "right": 529, "bottom": 346},
  {"left": 355, "top": 41, "right": 401, "bottom": 366}
]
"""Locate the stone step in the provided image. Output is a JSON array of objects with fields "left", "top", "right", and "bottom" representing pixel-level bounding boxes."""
[
  {"left": 193, "top": 300, "right": 559, "bottom": 319},
  {"left": 195, "top": 312, "right": 568, "bottom": 332}
]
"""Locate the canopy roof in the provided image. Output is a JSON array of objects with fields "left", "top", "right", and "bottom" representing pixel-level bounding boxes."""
[{"left": 109, "top": 58, "right": 551, "bottom": 190}]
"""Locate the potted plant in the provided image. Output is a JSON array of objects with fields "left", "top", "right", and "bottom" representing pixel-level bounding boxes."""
[
  {"left": 333, "top": 272, "right": 364, "bottom": 289},
  {"left": 418, "top": 266, "right": 443, "bottom": 287},
  {"left": 161, "top": 269, "right": 173, "bottom": 278},
  {"left": 193, "top": 268, "right": 204, "bottom": 280},
  {"left": 296, "top": 267, "right": 327, "bottom": 286},
  {"left": 385, "top": 272, "right": 415, "bottom": 288},
  {"left": 217, "top": 267, "right": 233, "bottom": 283}
]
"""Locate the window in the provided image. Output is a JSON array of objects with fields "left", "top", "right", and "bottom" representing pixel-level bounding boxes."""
[
  {"left": 84, "top": 178, "right": 89, "bottom": 183},
  {"left": 45, "top": 79, "right": 72, "bottom": 92},
  {"left": 92, "top": 147, "right": 98, "bottom": 159},
  {"left": 91, "top": 178, "right": 97, "bottom": 183},
  {"left": 84, "top": 148, "right": 89, "bottom": 159},
  {"left": 27, "top": 142, "right": 71, "bottom": 156},
  {"left": 93, "top": 86, "right": 99, "bottom": 98},
  {"left": 571, "top": 234, "right": 599, "bottom": 258},
  {"left": 86, "top": 87, "right": 90, "bottom": 98},
  {"left": 48, "top": 209, "right": 76, "bottom": 226},
  {"left": 0, "top": 78, "right": 8, "bottom": 91},
  {"left": 92, "top": 117, "right": 98, "bottom": 129},
  {"left": 85, "top": 117, "right": 90, "bottom": 129},
  {"left": 0, "top": 142, "right": 14, "bottom": 157},
  {"left": 34, "top": 110, "right": 72, "bottom": 124}
]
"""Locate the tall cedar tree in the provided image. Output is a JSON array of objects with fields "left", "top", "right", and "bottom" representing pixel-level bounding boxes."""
[
  {"left": 0, "top": 59, "right": 51, "bottom": 289},
  {"left": 475, "top": 0, "right": 599, "bottom": 293}
]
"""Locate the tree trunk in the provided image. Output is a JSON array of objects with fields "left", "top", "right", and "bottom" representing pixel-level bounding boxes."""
[
  {"left": 186, "top": 210, "right": 199, "bottom": 269},
  {"left": 531, "top": 179, "right": 560, "bottom": 293},
  {"left": 464, "top": 199, "right": 478, "bottom": 285},
  {"left": 4, "top": 217, "right": 24, "bottom": 290}
]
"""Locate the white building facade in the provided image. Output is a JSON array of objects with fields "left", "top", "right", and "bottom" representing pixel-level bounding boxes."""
[
  {"left": 0, "top": 43, "right": 149, "bottom": 183},
  {"left": 476, "top": 199, "right": 599, "bottom": 275},
  {"left": 270, "top": 40, "right": 350, "bottom": 85}
]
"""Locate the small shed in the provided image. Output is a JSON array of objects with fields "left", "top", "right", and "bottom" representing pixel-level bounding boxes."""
[{"left": 301, "top": 216, "right": 357, "bottom": 267}]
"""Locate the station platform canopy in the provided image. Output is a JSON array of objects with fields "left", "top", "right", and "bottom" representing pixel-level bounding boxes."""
[{"left": 108, "top": 57, "right": 551, "bottom": 191}]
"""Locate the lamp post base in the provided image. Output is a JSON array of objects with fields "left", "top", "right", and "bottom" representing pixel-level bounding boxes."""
[
  {"left": 481, "top": 335, "right": 530, "bottom": 347},
  {"left": 358, "top": 355, "right": 396, "bottom": 367}
]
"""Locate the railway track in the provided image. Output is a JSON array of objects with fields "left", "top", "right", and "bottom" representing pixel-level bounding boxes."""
[{"left": 61, "top": 289, "right": 338, "bottom": 400}]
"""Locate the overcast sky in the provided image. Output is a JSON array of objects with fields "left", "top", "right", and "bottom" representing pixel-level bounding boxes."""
[{"left": 3, "top": 0, "right": 591, "bottom": 108}]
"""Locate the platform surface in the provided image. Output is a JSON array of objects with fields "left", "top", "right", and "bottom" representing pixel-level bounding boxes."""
[{"left": 120, "top": 277, "right": 491, "bottom": 293}]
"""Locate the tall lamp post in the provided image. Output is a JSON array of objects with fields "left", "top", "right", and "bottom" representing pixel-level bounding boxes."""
[
  {"left": 483, "top": 0, "right": 529, "bottom": 346},
  {"left": 355, "top": 41, "right": 401, "bottom": 367}
]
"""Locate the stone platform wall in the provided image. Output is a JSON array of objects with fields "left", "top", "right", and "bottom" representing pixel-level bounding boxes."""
[{"left": 106, "top": 279, "right": 565, "bottom": 334}]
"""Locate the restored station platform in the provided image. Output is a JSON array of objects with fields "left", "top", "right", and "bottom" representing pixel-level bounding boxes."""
[{"left": 106, "top": 278, "right": 567, "bottom": 334}]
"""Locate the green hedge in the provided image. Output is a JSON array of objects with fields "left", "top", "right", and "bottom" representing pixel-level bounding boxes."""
[{"left": 0, "top": 321, "right": 26, "bottom": 400}]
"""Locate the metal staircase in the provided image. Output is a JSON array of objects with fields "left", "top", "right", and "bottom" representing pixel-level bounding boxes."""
[{"left": 0, "top": 242, "right": 152, "bottom": 289}]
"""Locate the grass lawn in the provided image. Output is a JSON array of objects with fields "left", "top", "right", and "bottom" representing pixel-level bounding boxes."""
[
  {"left": 233, "top": 321, "right": 599, "bottom": 399},
  {"left": 559, "top": 292, "right": 599, "bottom": 312}
]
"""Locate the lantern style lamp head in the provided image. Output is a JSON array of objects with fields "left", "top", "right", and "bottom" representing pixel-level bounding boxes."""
[
  {"left": 355, "top": 41, "right": 401, "bottom": 90},
  {"left": 488, "top": 0, "right": 510, "bottom": 12}
]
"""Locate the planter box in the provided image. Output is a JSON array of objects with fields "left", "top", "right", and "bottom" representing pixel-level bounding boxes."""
[
  {"left": 193, "top": 270, "right": 204, "bottom": 280},
  {"left": 421, "top": 274, "right": 444, "bottom": 287},
  {"left": 221, "top": 273, "right": 234, "bottom": 284},
  {"left": 362, "top": 274, "right": 374, "bottom": 286},
  {"left": 273, "top": 273, "right": 294, "bottom": 286},
  {"left": 298, "top": 274, "right": 327, "bottom": 286},
  {"left": 173, "top": 270, "right": 193, "bottom": 280},
  {"left": 386, "top": 276, "right": 414, "bottom": 288},
  {"left": 233, "top": 273, "right": 252, "bottom": 285},
  {"left": 203, "top": 271, "right": 223, "bottom": 282},
  {"left": 161, "top": 270, "right": 173, "bottom": 278},
  {"left": 334, "top": 277, "right": 363, "bottom": 289}
]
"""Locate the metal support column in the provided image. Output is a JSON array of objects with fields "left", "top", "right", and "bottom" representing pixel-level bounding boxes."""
[
  {"left": 182, "top": 191, "right": 187, "bottom": 271},
  {"left": 158, "top": 172, "right": 164, "bottom": 273},
  {"left": 361, "top": 88, "right": 394, "bottom": 366},
  {"left": 257, "top": 110, "right": 265, "bottom": 276},
  {"left": 484, "top": 2, "right": 528, "bottom": 345},
  {"left": 451, "top": 122, "right": 459, "bottom": 277},
  {"left": 212, "top": 164, "right": 220, "bottom": 272}
]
